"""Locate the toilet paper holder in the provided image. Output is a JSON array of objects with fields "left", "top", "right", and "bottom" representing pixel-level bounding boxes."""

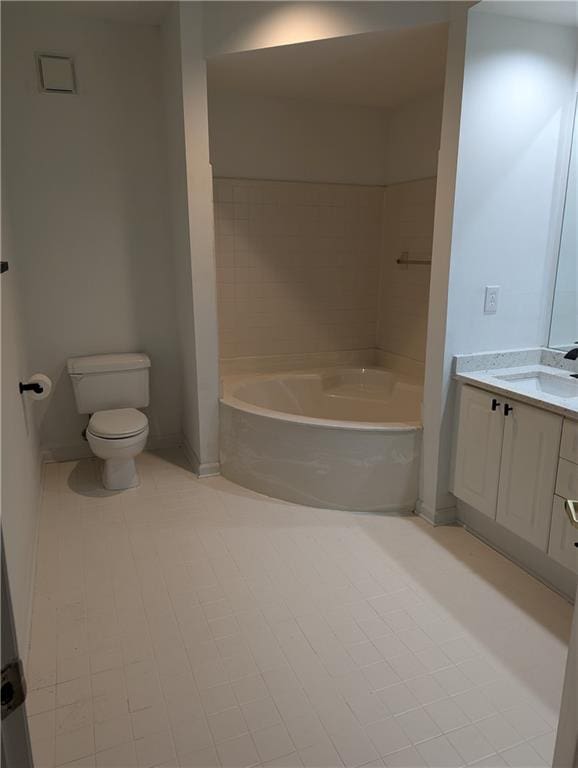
[
  {"left": 19, "top": 374, "right": 53, "bottom": 400},
  {"left": 19, "top": 381, "right": 44, "bottom": 395}
]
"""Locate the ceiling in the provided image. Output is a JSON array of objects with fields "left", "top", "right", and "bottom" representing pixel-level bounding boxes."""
[
  {"left": 34, "top": 1, "right": 170, "bottom": 26},
  {"left": 207, "top": 23, "right": 449, "bottom": 110},
  {"left": 480, "top": 0, "right": 578, "bottom": 27}
]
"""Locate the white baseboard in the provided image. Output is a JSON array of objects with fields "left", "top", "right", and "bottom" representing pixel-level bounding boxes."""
[
  {"left": 198, "top": 461, "right": 221, "bottom": 478},
  {"left": 148, "top": 433, "right": 182, "bottom": 452},
  {"left": 183, "top": 438, "right": 220, "bottom": 478},
  {"left": 41, "top": 442, "right": 93, "bottom": 463},
  {"left": 41, "top": 432, "right": 182, "bottom": 464},
  {"left": 40, "top": 433, "right": 220, "bottom": 479},
  {"left": 458, "top": 500, "right": 577, "bottom": 602},
  {"left": 416, "top": 499, "right": 457, "bottom": 526}
]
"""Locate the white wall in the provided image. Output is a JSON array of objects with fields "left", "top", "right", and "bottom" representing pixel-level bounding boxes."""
[
  {"left": 0, "top": 217, "right": 42, "bottom": 656},
  {"left": 447, "top": 10, "right": 577, "bottom": 355},
  {"left": 420, "top": 3, "right": 471, "bottom": 523},
  {"left": 419, "top": 5, "right": 578, "bottom": 522},
  {"left": 209, "top": 93, "right": 389, "bottom": 185},
  {"left": 161, "top": 5, "right": 202, "bottom": 470},
  {"left": 3, "top": 3, "right": 181, "bottom": 459},
  {"left": 209, "top": 90, "right": 443, "bottom": 187},
  {"left": 161, "top": 3, "right": 220, "bottom": 475},
  {"left": 385, "top": 90, "right": 444, "bottom": 184}
]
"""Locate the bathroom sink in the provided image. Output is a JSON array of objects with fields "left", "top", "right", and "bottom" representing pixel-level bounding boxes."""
[{"left": 494, "top": 371, "right": 578, "bottom": 399}]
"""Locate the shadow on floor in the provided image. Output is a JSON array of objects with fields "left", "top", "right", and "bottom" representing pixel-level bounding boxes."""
[
  {"left": 205, "top": 472, "right": 573, "bottom": 719},
  {"left": 66, "top": 446, "right": 195, "bottom": 497},
  {"left": 360, "top": 513, "right": 573, "bottom": 719}
]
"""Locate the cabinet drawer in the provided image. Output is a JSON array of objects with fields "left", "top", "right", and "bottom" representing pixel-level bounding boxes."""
[
  {"left": 556, "top": 458, "right": 578, "bottom": 500},
  {"left": 548, "top": 495, "right": 578, "bottom": 573},
  {"left": 560, "top": 419, "right": 578, "bottom": 465}
]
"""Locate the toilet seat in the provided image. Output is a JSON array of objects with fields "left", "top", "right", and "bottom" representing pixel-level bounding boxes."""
[{"left": 88, "top": 408, "right": 148, "bottom": 439}]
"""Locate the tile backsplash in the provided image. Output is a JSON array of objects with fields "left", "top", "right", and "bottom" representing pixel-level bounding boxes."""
[{"left": 214, "top": 177, "right": 436, "bottom": 364}]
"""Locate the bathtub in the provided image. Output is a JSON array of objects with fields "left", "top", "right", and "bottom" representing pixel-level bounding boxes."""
[{"left": 220, "top": 367, "right": 423, "bottom": 512}]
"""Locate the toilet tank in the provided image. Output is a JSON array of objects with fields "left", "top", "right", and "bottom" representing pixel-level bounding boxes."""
[{"left": 67, "top": 353, "right": 151, "bottom": 414}]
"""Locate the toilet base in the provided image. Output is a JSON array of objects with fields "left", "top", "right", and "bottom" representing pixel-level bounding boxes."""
[{"left": 102, "top": 457, "right": 140, "bottom": 491}]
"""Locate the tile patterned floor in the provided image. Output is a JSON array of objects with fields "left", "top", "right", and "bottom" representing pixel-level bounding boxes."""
[{"left": 26, "top": 450, "right": 572, "bottom": 768}]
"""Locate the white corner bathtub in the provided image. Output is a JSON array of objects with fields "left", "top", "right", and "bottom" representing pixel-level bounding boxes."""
[{"left": 220, "top": 367, "right": 423, "bottom": 512}]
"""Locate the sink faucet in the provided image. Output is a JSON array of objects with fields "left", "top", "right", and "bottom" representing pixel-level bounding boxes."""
[{"left": 564, "top": 347, "right": 578, "bottom": 360}]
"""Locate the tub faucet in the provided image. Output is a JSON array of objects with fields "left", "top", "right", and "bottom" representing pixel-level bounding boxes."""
[{"left": 564, "top": 347, "right": 578, "bottom": 360}]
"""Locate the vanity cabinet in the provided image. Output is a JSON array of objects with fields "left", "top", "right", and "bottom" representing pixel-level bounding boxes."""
[
  {"left": 549, "top": 496, "right": 578, "bottom": 572},
  {"left": 453, "top": 385, "right": 563, "bottom": 550},
  {"left": 452, "top": 385, "right": 503, "bottom": 518},
  {"left": 556, "top": 458, "right": 578, "bottom": 500},
  {"left": 560, "top": 418, "right": 578, "bottom": 464},
  {"left": 550, "top": 420, "right": 578, "bottom": 573},
  {"left": 496, "top": 401, "right": 562, "bottom": 550}
]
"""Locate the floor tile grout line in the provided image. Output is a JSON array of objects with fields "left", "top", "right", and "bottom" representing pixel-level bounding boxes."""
[{"left": 26, "top": 452, "right": 568, "bottom": 768}]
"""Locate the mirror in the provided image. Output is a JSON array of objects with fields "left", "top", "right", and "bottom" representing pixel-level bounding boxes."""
[{"left": 550, "top": 96, "right": 577, "bottom": 350}]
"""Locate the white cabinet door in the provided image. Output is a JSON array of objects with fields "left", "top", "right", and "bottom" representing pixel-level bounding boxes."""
[
  {"left": 452, "top": 385, "right": 504, "bottom": 518},
  {"left": 548, "top": 495, "right": 578, "bottom": 573},
  {"left": 496, "top": 401, "right": 562, "bottom": 551}
]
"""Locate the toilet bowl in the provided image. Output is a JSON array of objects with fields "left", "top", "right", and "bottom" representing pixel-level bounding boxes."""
[{"left": 86, "top": 408, "right": 149, "bottom": 490}]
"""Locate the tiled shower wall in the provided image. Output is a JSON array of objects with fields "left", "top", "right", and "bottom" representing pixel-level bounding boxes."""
[
  {"left": 214, "top": 178, "right": 382, "bottom": 359},
  {"left": 214, "top": 177, "right": 435, "bottom": 364},
  {"left": 377, "top": 178, "right": 436, "bottom": 364}
]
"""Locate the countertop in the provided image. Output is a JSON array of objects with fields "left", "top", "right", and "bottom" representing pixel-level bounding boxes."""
[{"left": 453, "top": 348, "right": 578, "bottom": 420}]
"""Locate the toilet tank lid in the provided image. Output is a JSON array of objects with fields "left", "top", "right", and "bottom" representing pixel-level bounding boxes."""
[{"left": 67, "top": 353, "right": 151, "bottom": 375}]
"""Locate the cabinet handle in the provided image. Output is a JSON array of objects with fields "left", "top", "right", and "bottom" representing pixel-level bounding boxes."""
[
  {"left": 491, "top": 398, "right": 501, "bottom": 411},
  {"left": 504, "top": 403, "right": 513, "bottom": 416},
  {"left": 564, "top": 499, "right": 578, "bottom": 530}
]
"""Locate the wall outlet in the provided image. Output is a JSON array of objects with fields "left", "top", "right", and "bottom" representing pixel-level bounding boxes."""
[{"left": 484, "top": 285, "right": 500, "bottom": 314}]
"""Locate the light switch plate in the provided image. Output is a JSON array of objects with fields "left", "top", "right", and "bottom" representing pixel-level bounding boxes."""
[
  {"left": 484, "top": 285, "right": 500, "bottom": 314},
  {"left": 37, "top": 54, "right": 76, "bottom": 93}
]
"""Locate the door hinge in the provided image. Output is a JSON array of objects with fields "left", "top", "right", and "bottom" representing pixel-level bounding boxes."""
[{"left": 1, "top": 659, "right": 27, "bottom": 719}]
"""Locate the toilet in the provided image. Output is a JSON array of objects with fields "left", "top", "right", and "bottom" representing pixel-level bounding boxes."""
[{"left": 67, "top": 353, "right": 151, "bottom": 490}]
